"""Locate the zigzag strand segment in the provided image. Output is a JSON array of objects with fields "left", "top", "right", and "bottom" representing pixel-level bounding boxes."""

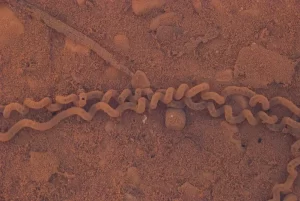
[
  {"left": 0, "top": 99, "right": 150, "bottom": 142},
  {"left": 0, "top": 97, "right": 296, "bottom": 143},
  {"left": 0, "top": 83, "right": 210, "bottom": 118},
  {"left": 1, "top": 84, "right": 300, "bottom": 201},
  {"left": 3, "top": 83, "right": 300, "bottom": 121},
  {"left": 268, "top": 156, "right": 300, "bottom": 201}
]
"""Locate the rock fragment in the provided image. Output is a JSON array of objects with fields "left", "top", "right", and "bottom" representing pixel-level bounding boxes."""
[
  {"left": 165, "top": 108, "right": 186, "bottom": 131},
  {"left": 131, "top": 70, "right": 150, "bottom": 89},
  {"left": 124, "top": 193, "right": 138, "bottom": 201},
  {"left": 178, "top": 182, "right": 203, "bottom": 200},
  {"left": 150, "top": 12, "right": 181, "bottom": 31},
  {"left": 132, "top": 0, "right": 166, "bottom": 15},
  {"left": 64, "top": 38, "right": 90, "bottom": 55},
  {"left": 76, "top": 0, "right": 86, "bottom": 5},
  {"left": 114, "top": 34, "right": 130, "bottom": 52},
  {"left": 105, "top": 66, "right": 122, "bottom": 80},
  {"left": 191, "top": 0, "right": 202, "bottom": 13},
  {"left": 125, "top": 167, "right": 141, "bottom": 187}
]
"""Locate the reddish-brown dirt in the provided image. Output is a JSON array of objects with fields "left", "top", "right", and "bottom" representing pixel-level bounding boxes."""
[{"left": 0, "top": 0, "right": 300, "bottom": 200}]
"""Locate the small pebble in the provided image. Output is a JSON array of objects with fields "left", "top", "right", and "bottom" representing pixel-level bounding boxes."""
[
  {"left": 105, "top": 66, "right": 122, "bottom": 80},
  {"left": 165, "top": 108, "right": 186, "bottom": 131},
  {"left": 114, "top": 34, "right": 130, "bottom": 52},
  {"left": 210, "top": 0, "right": 225, "bottom": 13},
  {"left": 132, "top": 0, "right": 166, "bottom": 15},
  {"left": 124, "top": 193, "right": 138, "bottom": 201},
  {"left": 131, "top": 70, "right": 150, "bottom": 89},
  {"left": 76, "top": 0, "right": 86, "bottom": 5},
  {"left": 64, "top": 38, "right": 90, "bottom": 55},
  {"left": 126, "top": 167, "right": 141, "bottom": 187},
  {"left": 178, "top": 182, "right": 203, "bottom": 199},
  {"left": 150, "top": 12, "right": 180, "bottom": 31},
  {"left": 191, "top": 0, "right": 202, "bottom": 13}
]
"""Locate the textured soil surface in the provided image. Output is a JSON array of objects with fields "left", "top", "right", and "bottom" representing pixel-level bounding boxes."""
[{"left": 0, "top": 0, "right": 300, "bottom": 201}]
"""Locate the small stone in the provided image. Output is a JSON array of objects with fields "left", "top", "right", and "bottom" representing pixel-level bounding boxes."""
[
  {"left": 105, "top": 67, "right": 122, "bottom": 80},
  {"left": 28, "top": 152, "right": 59, "bottom": 182},
  {"left": 132, "top": 0, "right": 166, "bottom": 15},
  {"left": 210, "top": 0, "right": 226, "bottom": 13},
  {"left": 124, "top": 193, "right": 138, "bottom": 201},
  {"left": 131, "top": 70, "right": 150, "bottom": 89},
  {"left": 215, "top": 69, "right": 233, "bottom": 82},
  {"left": 76, "top": 0, "right": 86, "bottom": 5},
  {"left": 165, "top": 108, "right": 186, "bottom": 131},
  {"left": 64, "top": 38, "right": 90, "bottom": 55},
  {"left": 191, "top": 0, "right": 202, "bottom": 13},
  {"left": 178, "top": 182, "right": 203, "bottom": 199},
  {"left": 150, "top": 12, "right": 180, "bottom": 31},
  {"left": 114, "top": 34, "right": 130, "bottom": 52},
  {"left": 125, "top": 167, "right": 141, "bottom": 187}
]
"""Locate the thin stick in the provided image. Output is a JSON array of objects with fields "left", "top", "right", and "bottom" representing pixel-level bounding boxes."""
[{"left": 11, "top": 0, "right": 134, "bottom": 77}]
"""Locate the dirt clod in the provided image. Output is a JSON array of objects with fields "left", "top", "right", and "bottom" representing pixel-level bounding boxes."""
[
  {"left": 124, "top": 193, "right": 139, "bottom": 201},
  {"left": 178, "top": 182, "right": 203, "bottom": 200},
  {"left": 76, "top": 0, "right": 86, "bottom": 5},
  {"left": 125, "top": 167, "right": 141, "bottom": 187},
  {"left": 191, "top": 0, "right": 202, "bottom": 13},
  {"left": 131, "top": 70, "right": 150, "bottom": 89},
  {"left": 165, "top": 108, "right": 186, "bottom": 131},
  {"left": 150, "top": 12, "right": 181, "bottom": 31},
  {"left": 114, "top": 34, "right": 130, "bottom": 52},
  {"left": 64, "top": 38, "right": 90, "bottom": 55},
  {"left": 132, "top": 0, "right": 166, "bottom": 15},
  {"left": 105, "top": 67, "right": 122, "bottom": 80}
]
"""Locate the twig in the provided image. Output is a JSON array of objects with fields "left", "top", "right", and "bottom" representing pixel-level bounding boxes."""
[{"left": 9, "top": 0, "right": 134, "bottom": 77}]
